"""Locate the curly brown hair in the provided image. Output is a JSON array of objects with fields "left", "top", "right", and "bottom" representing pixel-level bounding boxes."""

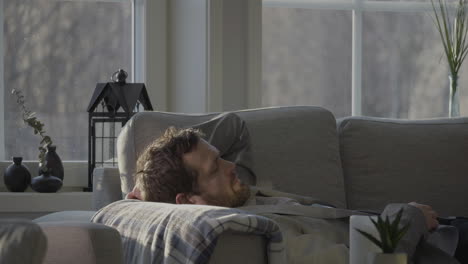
[{"left": 134, "top": 127, "right": 204, "bottom": 203}]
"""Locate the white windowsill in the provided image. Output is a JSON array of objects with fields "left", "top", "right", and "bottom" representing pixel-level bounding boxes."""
[
  {"left": 0, "top": 160, "right": 101, "bottom": 191},
  {"left": 0, "top": 192, "right": 92, "bottom": 212},
  {"left": 0, "top": 160, "right": 95, "bottom": 217}
]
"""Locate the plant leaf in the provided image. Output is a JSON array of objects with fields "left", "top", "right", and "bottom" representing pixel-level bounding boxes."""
[
  {"left": 391, "top": 208, "right": 404, "bottom": 236},
  {"left": 355, "top": 228, "right": 383, "bottom": 250},
  {"left": 431, "top": 0, "right": 468, "bottom": 75},
  {"left": 395, "top": 222, "right": 411, "bottom": 246}
]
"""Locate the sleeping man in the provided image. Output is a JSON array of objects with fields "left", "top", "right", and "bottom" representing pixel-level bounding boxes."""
[{"left": 126, "top": 117, "right": 464, "bottom": 264}]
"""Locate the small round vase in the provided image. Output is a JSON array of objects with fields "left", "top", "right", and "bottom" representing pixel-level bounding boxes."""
[
  {"left": 31, "top": 170, "right": 63, "bottom": 193},
  {"left": 3, "top": 157, "right": 31, "bottom": 192},
  {"left": 38, "top": 145, "right": 64, "bottom": 181},
  {"left": 368, "top": 252, "right": 407, "bottom": 264}
]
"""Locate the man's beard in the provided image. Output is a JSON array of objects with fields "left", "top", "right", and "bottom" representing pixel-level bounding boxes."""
[{"left": 202, "top": 182, "right": 251, "bottom": 208}]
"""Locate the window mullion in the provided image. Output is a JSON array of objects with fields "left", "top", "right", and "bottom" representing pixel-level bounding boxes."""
[
  {"left": 0, "top": 0, "right": 5, "bottom": 160},
  {"left": 352, "top": 0, "right": 362, "bottom": 116},
  {"left": 132, "top": 0, "right": 145, "bottom": 83},
  {"left": 263, "top": 0, "right": 354, "bottom": 11},
  {"left": 55, "top": 0, "right": 129, "bottom": 3},
  {"left": 264, "top": 0, "right": 440, "bottom": 13}
]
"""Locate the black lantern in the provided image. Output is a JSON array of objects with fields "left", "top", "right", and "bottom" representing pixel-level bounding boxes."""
[{"left": 85, "top": 69, "right": 153, "bottom": 191}]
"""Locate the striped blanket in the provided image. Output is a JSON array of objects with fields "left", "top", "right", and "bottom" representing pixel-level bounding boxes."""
[{"left": 91, "top": 199, "right": 285, "bottom": 264}]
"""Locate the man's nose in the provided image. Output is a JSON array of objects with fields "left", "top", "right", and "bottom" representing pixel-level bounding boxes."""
[{"left": 224, "top": 159, "right": 236, "bottom": 171}]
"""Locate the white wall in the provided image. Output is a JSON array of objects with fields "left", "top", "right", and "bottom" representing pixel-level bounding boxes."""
[
  {"left": 145, "top": 0, "right": 168, "bottom": 111},
  {"left": 222, "top": 0, "right": 248, "bottom": 111},
  {"left": 169, "top": 0, "right": 207, "bottom": 113},
  {"left": 146, "top": 0, "right": 261, "bottom": 113}
]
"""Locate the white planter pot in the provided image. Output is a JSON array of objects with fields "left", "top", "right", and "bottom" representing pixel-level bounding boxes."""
[{"left": 368, "top": 253, "right": 407, "bottom": 264}]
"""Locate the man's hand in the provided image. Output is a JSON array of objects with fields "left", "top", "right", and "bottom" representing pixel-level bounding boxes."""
[{"left": 408, "top": 202, "right": 439, "bottom": 231}]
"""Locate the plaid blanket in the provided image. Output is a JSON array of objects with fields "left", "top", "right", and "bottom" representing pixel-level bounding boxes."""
[{"left": 91, "top": 199, "right": 285, "bottom": 264}]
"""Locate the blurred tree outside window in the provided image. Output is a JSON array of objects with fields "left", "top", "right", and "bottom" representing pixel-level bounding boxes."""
[
  {"left": 4, "top": 0, "right": 132, "bottom": 160},
  {"left": 262, "top": 7, "right": 352, "bottom": 118},
  {"left": 362, "top": 10, "right": 468, "bottom": 118}
]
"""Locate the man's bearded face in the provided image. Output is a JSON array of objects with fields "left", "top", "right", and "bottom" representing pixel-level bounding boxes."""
[{"left": 182, "top": 139, "right": 251, "bottom": 207}]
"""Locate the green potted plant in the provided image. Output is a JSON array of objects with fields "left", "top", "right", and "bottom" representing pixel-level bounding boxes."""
[
  {"left": 355, "top": 208, "right": 410, "bottom": 264},
  {"left": 431, "top": 0, "right": 468, "bottom": 117},
  {"left": 12, "top": 89, "right": 63, "bottom": 192}
]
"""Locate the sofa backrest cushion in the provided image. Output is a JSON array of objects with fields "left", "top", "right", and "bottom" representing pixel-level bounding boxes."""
[
  {"left": 117, "top": 106, "right": 346, "bottom": 208},
  {"left": 338, "top": 116, "right": 468, "bottom": 216},
  {"left": 236, "top": 106, "right": 346, "bottom": 208}
]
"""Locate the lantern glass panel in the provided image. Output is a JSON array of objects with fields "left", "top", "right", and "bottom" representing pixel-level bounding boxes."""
[{"left": 94, "top": 121, "right": 122, "bottom": 168}]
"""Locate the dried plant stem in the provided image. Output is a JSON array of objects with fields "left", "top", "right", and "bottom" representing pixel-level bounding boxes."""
[
  {"left": 431, "top": 0, "right": 468, "bottom": 81},
  {"left": 11, "top": 89, "right": 52, "bottom": 170}
]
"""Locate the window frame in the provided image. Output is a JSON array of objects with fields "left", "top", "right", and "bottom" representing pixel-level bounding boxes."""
[
  {"left": 0, "top": 0, "right": 145, "bottom": 186},
  {"left": 262, "top": 0, "right": 461, "bottom": 115}
]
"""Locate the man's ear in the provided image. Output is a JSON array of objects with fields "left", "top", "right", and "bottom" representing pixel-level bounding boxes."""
[
  {"left": 175, "top": 193, "right": 192, "bottom": 204},
  {"left": 175, "top": 193, "right": 207, "bottom": 205},
  {"left": 126, "top": 186, "right": 143, "bottom": 200}
]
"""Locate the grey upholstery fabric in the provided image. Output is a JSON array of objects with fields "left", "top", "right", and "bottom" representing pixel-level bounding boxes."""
[
  {"left": 338, "top": 116, "right": 468, "bottom": 216},
  {"left": 236, "top": 106, "right": 346, "bottom": 208},
  {"left": 92, "top": 167, "right": 121, "bottom": 210},
  {"left": 117, "top": 106, "right": 346, "bottom": 208},
  {"left": 34, "top": 212, "right": 124, "bottom": 264},
  {"left": 0, "top": 219, "right": 47, "bottom": 264},
  {"left": 34, "top": 210, "right": 95, "bottom": 222},
  {"left": 38, "top": 221, "right": 123, "bottom": 264}
]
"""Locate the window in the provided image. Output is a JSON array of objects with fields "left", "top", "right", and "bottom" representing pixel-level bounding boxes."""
[
  {"left": 362, "top": 10, "right": 468, "bottom": 118},
  {"left": 262, "top": 0, "right": 468, "bottom": 118},
  {"left": 2, "top": 0, "right": 133, "bottom": 161},
  {"left": 262, "top": 7, "right": 352, "bottom": 118}
]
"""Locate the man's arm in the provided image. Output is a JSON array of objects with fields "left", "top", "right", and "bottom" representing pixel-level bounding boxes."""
[
  {"left": 408, "top": 202, "right": 439, "bottom": 231},
  {"left": 381, "top": 203, "right": 459, "bottom": 264},
  {"left": 381, "top": 204, "right": 428, "bottom": 260},
  {"left": 192, "top": 113, "right": 256, "bottom": 186}
]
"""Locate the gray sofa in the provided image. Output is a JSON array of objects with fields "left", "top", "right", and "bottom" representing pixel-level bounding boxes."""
[{"left": 36, "top": 106, "right": 468, "bottom": 264}]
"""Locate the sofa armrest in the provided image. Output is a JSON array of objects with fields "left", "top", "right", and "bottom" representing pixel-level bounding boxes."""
[
  {"left": 38, "top": 221, "right": 123, "bottom": 264},
  {"left": 93, "top": 167, "right": 122, "bottom": 209},
  {"left": 0, "top": 219, "right": 47, "bottom": 264}
]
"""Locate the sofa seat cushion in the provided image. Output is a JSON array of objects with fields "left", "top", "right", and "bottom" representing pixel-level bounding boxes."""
[
  {"left": 338, "top": 116, "right": 468, "bottom": 216},
  {"left": 34, "top": 210, "right": 96, "bottom": 222},
  {"left": 38, "top": 221, "right": 123, "bottom": 264}
]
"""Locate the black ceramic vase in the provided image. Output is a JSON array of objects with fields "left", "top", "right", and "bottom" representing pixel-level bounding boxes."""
[
  {"left": 3, "top": 157, "right": 31, "bottom": 192},
  {"left": 31, "top": 170, "right": 63, "bottom": 193},
  {"left": 38, "top": 145, "right": 64, "bottom": 181}
]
